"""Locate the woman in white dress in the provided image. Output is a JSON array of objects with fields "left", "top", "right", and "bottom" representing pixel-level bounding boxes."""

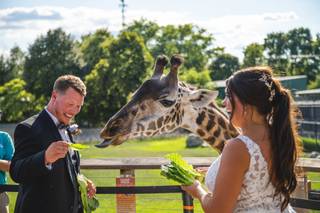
[{"left": 182, "top": 66, "right": 300, "bottom": 213}]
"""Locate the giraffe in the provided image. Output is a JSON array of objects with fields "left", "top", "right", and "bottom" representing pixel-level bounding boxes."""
[{"left": 96, "top": 55, "right": 239, "bottom": 153}]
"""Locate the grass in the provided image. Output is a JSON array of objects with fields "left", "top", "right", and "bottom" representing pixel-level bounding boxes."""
[
  {"left": 6, "top": 136, "right": 320, "bottom": 212},
  {"left": 302, "top": 137, "right": 320, "bottom": 153}
]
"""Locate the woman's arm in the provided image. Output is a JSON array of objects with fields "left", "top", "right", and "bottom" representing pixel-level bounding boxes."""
[{"left": 182, "top": 138, "right": 250, "bottom": 213}]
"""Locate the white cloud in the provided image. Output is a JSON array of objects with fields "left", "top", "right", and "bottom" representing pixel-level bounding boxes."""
[{"left": 0, "top": 6, "right": 299, "bottom": 60}]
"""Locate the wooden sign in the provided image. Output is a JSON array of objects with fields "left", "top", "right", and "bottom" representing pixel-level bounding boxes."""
[{"left": 116, "top": 176, "right": 136, "bottom": 213}]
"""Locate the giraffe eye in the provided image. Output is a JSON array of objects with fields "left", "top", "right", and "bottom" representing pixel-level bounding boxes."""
[{"left": 159, "top": 99, "right": 175, "bottom": 107}]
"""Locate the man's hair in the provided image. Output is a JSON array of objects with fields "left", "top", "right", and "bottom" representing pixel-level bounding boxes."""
[{"left": 53, "top": 75, "right": 87, "bottom": 96}]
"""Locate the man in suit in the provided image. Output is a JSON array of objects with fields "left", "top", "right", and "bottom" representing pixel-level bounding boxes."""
[{"left": 10, "top": 75, "right": 96, "bottom": 213}]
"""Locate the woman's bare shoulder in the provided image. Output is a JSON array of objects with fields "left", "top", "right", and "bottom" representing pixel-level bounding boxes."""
[{"left": 221, "top": 138, "right": 250, "bottom": 167}]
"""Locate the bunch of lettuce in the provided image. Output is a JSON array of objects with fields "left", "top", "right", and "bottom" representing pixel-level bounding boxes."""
[
  {"left": 160, "top": 153, "right": 203, "bottom": 185},
  {"left": 77, "top": 174, "right": 99, "bottom": 213}
]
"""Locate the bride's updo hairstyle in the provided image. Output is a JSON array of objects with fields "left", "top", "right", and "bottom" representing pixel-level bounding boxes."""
[{"left": 225, "top": 66, "right": 301, "bottom": 211}]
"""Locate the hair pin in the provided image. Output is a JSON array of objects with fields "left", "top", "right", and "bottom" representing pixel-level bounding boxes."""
[{"left": 258, "top": 73, "right": 275, "bottom": 102}]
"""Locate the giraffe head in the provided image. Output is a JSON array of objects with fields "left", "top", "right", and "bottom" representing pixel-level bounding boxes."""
[{"left": 97, "top": 55, "right": 238, "bottom": 151}]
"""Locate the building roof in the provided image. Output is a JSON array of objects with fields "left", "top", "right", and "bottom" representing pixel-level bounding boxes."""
[
  {"left": 277, "top": 75, "right": 307, "bottom": 81},
  {"left": 213, "top": 75, "right": 307, "bottom": 88},
  {"left": 296, "top": 88, "right": 320, "bottom": 95}
]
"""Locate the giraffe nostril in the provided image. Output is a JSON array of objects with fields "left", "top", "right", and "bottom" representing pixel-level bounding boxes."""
[
  {"left": 100, "top": 129, "right": 109, "bottom": 139},
  {"left": 131, "top": 108, "right": 138, "bottom": 116}
]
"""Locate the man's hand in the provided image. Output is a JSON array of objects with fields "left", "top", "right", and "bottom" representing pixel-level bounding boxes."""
[
  {"left": 45, "top": 141, "right": 69, "bottom": 164},
  {"left": 86, "top": 179, "right": 96, "bottom": 198}
]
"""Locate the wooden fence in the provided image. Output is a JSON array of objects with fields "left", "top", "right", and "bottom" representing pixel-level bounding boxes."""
[{"left": 1, "top": 157, "right": 320, "bottom": 212}]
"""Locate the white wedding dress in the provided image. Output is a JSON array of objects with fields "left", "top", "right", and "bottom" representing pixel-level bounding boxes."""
[{"left": 205, "top": 135, "right": 295, "bottom": 212}]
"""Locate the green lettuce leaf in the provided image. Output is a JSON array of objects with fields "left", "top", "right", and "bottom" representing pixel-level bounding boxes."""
[
  {"left": 77, "top": 174, "right": 99, "bottom": 213},
  {"left": 69, "top": 143, "right": 90, "bottom": 151},
  {"left": 161, "top": 153, "right": 203, "bottom": 185}
]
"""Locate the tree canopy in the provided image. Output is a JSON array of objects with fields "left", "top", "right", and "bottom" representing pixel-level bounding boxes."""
[{"left": 0, "top": 24, "right": 319, "bottom": 125}]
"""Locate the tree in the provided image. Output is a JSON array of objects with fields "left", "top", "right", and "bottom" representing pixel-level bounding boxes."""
[
  {"left": 79, "top": 29, "right": 113, "bottom": 73},
  {"left": 123, "top": 19, "right": 160, "bottom": 48},
  {"left": 311, "top": 33, "right": 320, "bottom": 84},
  {"left": 79, "top": 32, "right": 153, "bottom": 126},
  {"left": 7, "top": 46, "right": 25, "bottom": 79},
  {"left": 264, "top": 32, "right": 288, "bottom": 75},
  {"left": 0, "top": 55, "right": 8, "bottom": 85},
  {"left": 0, "top": 78, "right": 42, "bottom": 122},
  {"left": 308, "top": 74, "right": 320, "bottom": 89},
  {"left": 0, "top": 46, "right": 25, "bottom": 85},
  {"left": 209, "top": 53, "right": 240, "bottom": 80},
  {"left": 79, "top": 60, "right": 112, "bottom": 126},
  {"left": 179, "top": 68, "right": 211, "bottom": 86},
  {"left": 23, "top": 28, "right": 81, "bottom": 99},
  {"left": 286, "top": 28, "right": 317, "bottom": 81},
  {"left": 152, "top": 24, "right": 215, "bottom": 72},
  {"left": 242, "top": 43, "right": 265, "bottom": 67}
]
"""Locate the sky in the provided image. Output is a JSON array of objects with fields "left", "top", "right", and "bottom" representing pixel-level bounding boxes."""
[{"left": 0, "top": 0, "right": 319, "bottom": 60}]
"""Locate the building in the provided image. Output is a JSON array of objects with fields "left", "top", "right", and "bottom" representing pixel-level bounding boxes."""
[{"left": 213, "top": 75, "right": 307, "bottom": 99}]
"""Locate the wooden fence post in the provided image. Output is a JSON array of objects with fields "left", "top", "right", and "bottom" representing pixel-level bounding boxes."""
[{"left": 292, "top": 175, "right": 311, "bottom": 213}]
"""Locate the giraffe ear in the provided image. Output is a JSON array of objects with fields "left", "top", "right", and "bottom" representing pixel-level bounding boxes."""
[{"left": 188, "top": 89, "right": 219, "bottom": 107}]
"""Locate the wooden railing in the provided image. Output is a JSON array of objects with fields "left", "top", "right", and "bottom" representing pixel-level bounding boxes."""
[
  {"left": 1, "top": 157, "right": 320, "bottom": 212},
  {"left": 80, "top": 157, "right": 320, "bottom": 211}
]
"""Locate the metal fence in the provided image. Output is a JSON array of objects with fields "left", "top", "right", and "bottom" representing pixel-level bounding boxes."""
[{"left": 297, "top": 101, "right": 320, "bottom": 141}]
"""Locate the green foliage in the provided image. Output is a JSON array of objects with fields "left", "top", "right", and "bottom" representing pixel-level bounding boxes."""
[
  {"left": 107, "top": 31, "right": 153, "bottom": 95},
  {"left": 79, "top": 32, "right": 153, "bottom": 126},
  {"left": 1, "top": 25, "right": 320, "bottom": 126},
  {"left": 153, "top": 24, "right": 214, "bottom": 71},
  {"left": 308, "top": 74, "right": 320, "bottom": 89},
  {"left": 23, "top": 28, "right": 81, "bottom": 98},
  {"left": 287, "top": 28, "right": 318, "bottom": 81},
  {"left": 302, "top": 137, "right": 320, "bottom": 152},
  {"left": 0, "top": 55, "right": 8, "bottom": 85},
  {"left": 264, "top": 32, "right": 289, "bottom": 75},
  {"left": 124, "top": 20, "right": 215, "bottom": 72},
  {"left": 179, "top": 68, "right": 211, "bottom": 86},
  {"left": 0, "top": 46, "right": 25, "bottom": 85},
  {"left": 0, "top": 78, "right": 41, "bottom": 122},
  {"left": 123, "top": 19, "right": 160, "bottom": 47},
  {"left": 79, "top": 59, "right": 112, "bottom": 126},
  {"left": 79, "top": 29, "right": 113, "bottom": 73},
  {"left": 209, "top": 53, "right": 240, "bottom": 80},
  {"left": 242, "top": 43, "right": 266, "bottom": 67},
  {"left": 263, "top": 28, "right": 320, "bottom": 81}
]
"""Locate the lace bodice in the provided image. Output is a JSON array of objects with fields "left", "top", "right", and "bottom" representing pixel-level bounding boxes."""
[{"left": 205, "top": 135, "right": 295, "bottom": 212}]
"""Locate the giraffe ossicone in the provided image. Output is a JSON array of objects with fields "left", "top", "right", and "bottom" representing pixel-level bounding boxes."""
[{"left": 96, "top": 54, "right": 238, "bottom": 152}]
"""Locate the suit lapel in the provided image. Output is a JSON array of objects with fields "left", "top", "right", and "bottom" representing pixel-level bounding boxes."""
[
  {"left": 67, "top": 130, "right": 81, "bottom": 173},
  {"left": 40, "top": 110, "right": 79, "bottom": 188}
]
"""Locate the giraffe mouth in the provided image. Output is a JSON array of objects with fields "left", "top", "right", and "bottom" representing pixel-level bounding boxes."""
[
  {"left": 95, "top": 134, "right": 129, "bottom": 148},
  {"left": 95, "top": 139, "right": 113, "bottom": 148}
]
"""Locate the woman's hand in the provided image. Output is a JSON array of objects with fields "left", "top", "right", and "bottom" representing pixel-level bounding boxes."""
[{"left": 181, "top": 180, "right": 205, "bottom": 199}]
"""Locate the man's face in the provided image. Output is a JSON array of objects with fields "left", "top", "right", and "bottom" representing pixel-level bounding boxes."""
[{"left": 51, "top": 87, "right": 84, "bottom": 124}]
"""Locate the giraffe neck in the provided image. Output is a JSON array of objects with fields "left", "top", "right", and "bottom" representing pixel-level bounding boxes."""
[{"left": 182, "top": 103, "right": 239, "bottom": 153}]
